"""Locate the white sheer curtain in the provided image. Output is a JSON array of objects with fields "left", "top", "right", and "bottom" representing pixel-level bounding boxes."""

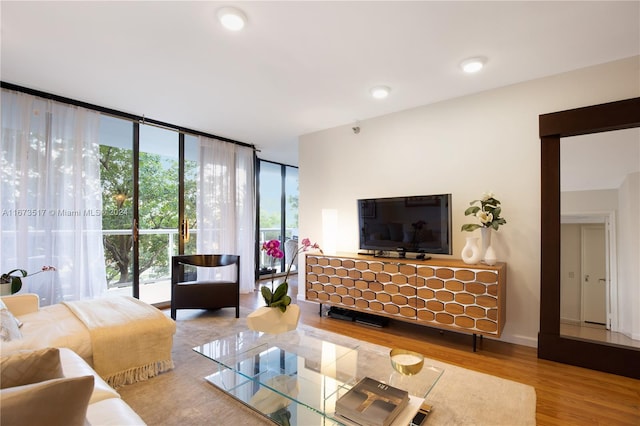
[
  {"left": 197, "top": 136, "right": 255, "bottom": 293},
  {"left": 1, "top": 89, "right": 107, "bottom": 305}
]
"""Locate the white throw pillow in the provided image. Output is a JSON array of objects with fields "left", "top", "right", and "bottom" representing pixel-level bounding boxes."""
[{"left": 0, "top": 308, "right": 22, "bottom": 342}]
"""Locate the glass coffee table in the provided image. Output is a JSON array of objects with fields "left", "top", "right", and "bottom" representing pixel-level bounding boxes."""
[{"left": 193, "top": 327, "right": 443, "bottom": 425}]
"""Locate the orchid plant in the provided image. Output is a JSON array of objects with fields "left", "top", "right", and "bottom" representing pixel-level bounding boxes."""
[
  {"left": 1, "top": 266, "right": 56, "bottom": 294},
  {"left": 461, "top": 192, "right": 507, "bottom": 232},
  {"left": 261, "top": 238, "right": 321, "bottom": 312}
]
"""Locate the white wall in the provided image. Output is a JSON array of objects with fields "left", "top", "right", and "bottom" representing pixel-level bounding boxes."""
[
  {"left": 561, "top": 189, "right": 618, "bottom": 214},
  {"left": 298, "top": 56, "right": 640, "bottom": 347},
  {"left": 618, "top": 171, "right": 640, "bottom": 339}
]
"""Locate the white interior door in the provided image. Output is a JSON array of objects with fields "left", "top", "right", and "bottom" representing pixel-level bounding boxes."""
[{"left": 582, "top": 225, "right": 607, "bottom": 325}]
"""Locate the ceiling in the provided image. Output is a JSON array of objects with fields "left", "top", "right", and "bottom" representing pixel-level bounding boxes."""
[{"left": 2, "top": 1, "right": 639, "bottom": 166}]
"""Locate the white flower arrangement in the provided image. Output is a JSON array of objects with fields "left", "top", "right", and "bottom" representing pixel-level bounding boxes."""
[{"left": 461, "top": 192, "right": 507, "bottom": 232}]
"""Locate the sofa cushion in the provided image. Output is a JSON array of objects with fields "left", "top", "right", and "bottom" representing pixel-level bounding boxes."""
[
  {"left": 58, "top": 347, "right": 120, "bottom": 403},
  {"left": 0, "top": 308, "right": 22, "bottom": 342},
  {"left": 86, "top": 397, "right": 147, "bottom": 426},
  {"left": 0, "top": 293, "right": 40, "bottom": 317},
  {"left": 0, "top": 374, "right": 94, "bottom": 426},
  {"left": 0, "top": 347, "right": 63, "bottom": 389},
  {"left": 0, "top": 303, "right": 92, "bottom": 362}
]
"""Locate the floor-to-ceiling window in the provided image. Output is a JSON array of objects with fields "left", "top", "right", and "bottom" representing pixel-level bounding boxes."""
[
  {"left": 137, "top": 125, "right": 180, "bottom": 302},
  {"left": 284, "top": 166, "right": 299, "bottom": 272},
  {"left": 98, "top": 118, "right": 199, "bottom": 304},
  {"left": 99, "top": 115, "right": 135, "bottom": 298},
  {"left": 257, "top": 160, "right": 299, "bottom": 278}
]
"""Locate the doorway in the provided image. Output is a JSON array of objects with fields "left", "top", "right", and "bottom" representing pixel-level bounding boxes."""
[{"left": 560, "top": 212, "right": 619, "bottom": 341}]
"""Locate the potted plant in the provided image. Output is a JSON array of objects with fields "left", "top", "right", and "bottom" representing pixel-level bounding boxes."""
[
  {"left": 461, "top": 192, "right": 507, "bottom": 265},
  {"left": 461, "top": 192, "right": 507, "bottom": 232},
  {"left": 247, "top": 238, "right": 321, "bottom": 333},
  {"left": 0, "top": 266, "right": 56, "bottom": 295}
]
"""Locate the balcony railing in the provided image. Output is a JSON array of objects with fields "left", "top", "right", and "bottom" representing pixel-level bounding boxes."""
[{"left": 102, "top": 227, "right": 298, "bottom": 289}]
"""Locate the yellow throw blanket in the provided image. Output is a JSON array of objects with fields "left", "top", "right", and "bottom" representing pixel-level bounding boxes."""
[{"left": 63, "top": 296, "right": 176, "bottom": 388}]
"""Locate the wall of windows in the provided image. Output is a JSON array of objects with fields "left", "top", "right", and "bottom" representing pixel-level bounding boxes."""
[{"left": 2, "top": 83, "right": 256, "bottom": 305}]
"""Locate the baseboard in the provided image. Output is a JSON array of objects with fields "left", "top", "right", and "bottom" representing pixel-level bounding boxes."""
[
  {"left": 560, "top": 317, "right": 581, "bottom": 326},
  {"left": 503, "top": 334, "right": 538, "bottom": 348}
]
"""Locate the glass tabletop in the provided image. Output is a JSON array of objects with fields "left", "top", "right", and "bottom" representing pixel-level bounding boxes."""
[{"left": 194, "top": 328, "right": 443, "bottom": 425}]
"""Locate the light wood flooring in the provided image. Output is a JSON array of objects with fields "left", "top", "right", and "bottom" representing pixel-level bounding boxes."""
[
  {"left": 244, "top": 278, "right": 639, "bottom": 425},
  {"left": 560, "top": 322, "right": 640, "bottom": 349}
]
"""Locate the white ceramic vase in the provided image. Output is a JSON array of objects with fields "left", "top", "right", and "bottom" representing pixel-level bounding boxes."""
[
  {"left": 484, "top": 245, "right": 498, "bottom": 266},
  {"left": 246, "top": 304, "right": 300, "bottom": 334},
  {"left": 461, "top": 236, "right": 482, "bottom": 264},
  {"left": 0, "top": 283, "right": 11, "bottom": 296},
  {"left": 481, "top": 227, "right": 497, "bottom": 265}
]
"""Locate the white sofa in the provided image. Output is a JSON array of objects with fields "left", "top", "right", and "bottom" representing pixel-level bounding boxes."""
[
  {"left": 63, "top": 347, "right": 146, "bottom": 425},
  {"left": 0, "top": 293, "right": 175, "bottom": 425},
  {"left": 1, "top": 347, "right": 145, "bottom": 425},
  {"left": 0, "top": 293, "right": 175, "bottom": 388},
  {"left": 1, "top": 293, "right": 93, "bottom": 362}
]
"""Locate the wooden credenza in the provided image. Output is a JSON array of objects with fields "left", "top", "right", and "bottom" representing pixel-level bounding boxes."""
[{"left": 305, "top": 253, "right": 506, "bottom": 340}]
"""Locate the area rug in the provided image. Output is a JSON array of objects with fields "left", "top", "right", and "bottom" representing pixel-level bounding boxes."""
[{"left": 118, "top": 308, "right": 536, "bottom": 425}]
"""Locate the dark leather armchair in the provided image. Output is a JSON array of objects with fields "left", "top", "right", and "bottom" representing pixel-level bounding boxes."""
[{"left": 171, "top": 254, "right": 240, "bottom": 320}]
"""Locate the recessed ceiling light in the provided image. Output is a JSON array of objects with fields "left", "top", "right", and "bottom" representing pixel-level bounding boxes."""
[
  {"left": 217, "top": 7, "right": 247, "bottom": 31},
  {"left": 370, "top": 86, "right": 391, "bottom": 99},
  {"left": 460, "top": 57, "right": 486, "bottom": 73}
]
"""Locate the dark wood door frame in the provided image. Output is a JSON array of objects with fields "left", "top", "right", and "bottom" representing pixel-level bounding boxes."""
[{"left": 539, "top": 97, "right": 640, "bottom": 379}]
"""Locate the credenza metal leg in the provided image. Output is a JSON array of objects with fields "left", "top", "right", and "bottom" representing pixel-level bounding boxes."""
[{"left": 472, "top": 334, "right": 484, "bottom": 352}]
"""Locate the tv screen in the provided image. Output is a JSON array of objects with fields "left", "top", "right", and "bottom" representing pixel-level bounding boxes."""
[{"left": 357, "top": 194, "right": 452, "bottom": 255}]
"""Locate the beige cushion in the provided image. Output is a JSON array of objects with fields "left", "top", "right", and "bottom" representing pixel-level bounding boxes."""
[
  {"left": 86, "top": 398, "right": 147, "bottom": 426},
  {"left": 58, "top": 347, "right": 120, "bottom": 403},
  {"left": 1, "top": 293, "right": 40, "bottom": 316},
  {"left": 0, "top": 308, "right": 22, "bottom": 342},
  {"left": 0, "top": 374, "right": 94, "bottom": 426},
  {"left": 0, "top": 347, "right": 63, "bottom": 389}
]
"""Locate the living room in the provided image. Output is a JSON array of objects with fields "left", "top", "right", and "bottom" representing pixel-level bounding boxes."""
[{"left": 1, "top": 2, "right": 639, "bottom": 426}]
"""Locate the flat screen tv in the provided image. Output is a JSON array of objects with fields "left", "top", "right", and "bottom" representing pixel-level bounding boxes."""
[{"left": 357, "top": 194, "right": 452, "bottom": 256}]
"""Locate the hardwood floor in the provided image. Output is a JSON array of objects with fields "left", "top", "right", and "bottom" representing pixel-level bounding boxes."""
[
  {"left": 560, "top": 322, "right": 640, "bottom": 349},
  {"left": 244, "top": 278, "right": 640, "bottom": 426}
]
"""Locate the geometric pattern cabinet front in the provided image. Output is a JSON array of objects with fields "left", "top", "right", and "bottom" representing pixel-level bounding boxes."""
[{"left": 305, "top": 253, "right": 506, "bottom": 338}]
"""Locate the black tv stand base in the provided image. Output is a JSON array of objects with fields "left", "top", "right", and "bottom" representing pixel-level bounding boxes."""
[
  {"left": 357, "top": 250, "right": 431, "bottom": 260},
  {"left": 372, "top": 251, "right": 431, "bottom": 260}
]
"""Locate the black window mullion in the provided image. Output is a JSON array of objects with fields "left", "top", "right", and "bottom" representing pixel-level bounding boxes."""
[
  {"left": 178, "top": 133, "right": 185, "bottom": 255},
  {"left": 132, "top": 122, "right": 140, "bottom": 299},
  {"left": 280, "top": 164, "right": 287, "bottom": 273}
]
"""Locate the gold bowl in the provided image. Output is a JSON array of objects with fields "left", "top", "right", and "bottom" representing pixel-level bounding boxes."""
[{"left": 389, "top": 348, "right": 424, "bottom": 375}]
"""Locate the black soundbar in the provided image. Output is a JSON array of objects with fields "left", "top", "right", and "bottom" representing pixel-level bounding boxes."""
[{"left": 327, "top": 307, "right": 388, "bottom": 328}]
